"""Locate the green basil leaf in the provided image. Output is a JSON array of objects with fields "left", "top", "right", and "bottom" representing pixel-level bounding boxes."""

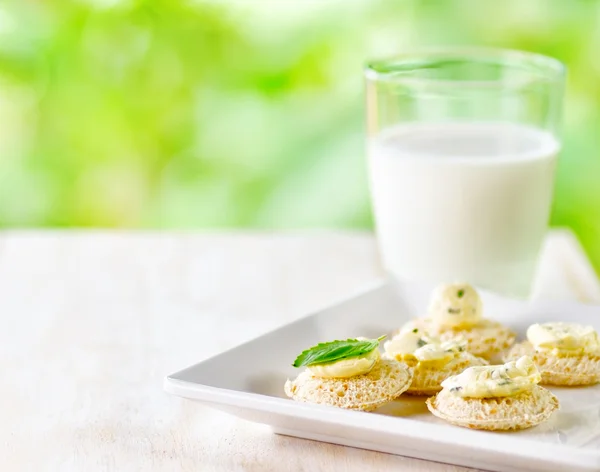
[{"left": 292, "top": 335, "right": 385, "bottom": 368}]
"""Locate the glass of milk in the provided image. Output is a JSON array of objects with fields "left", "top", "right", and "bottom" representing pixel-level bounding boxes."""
[{"left": 365, "top": 48, "right": 565, "bottom": 297}]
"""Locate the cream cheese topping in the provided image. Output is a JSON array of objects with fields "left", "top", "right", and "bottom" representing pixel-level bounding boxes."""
[
  {"left": 441, "top": 356, "right": 540, "bottom": 398},
  {"left": 527, "top": 322, "right": 600, "bottom": 355},
  {"left": 307, "top": 348, "right": 380, "bottom": 378},
  {"left": 384, "top": 330, "right": 465, "bottom": 366},
  {"left": 428, "top": 283, "right": 483, "bottom": 328},
  {"left": 384, "top": 331, "right": 426, "bottom": 356}
]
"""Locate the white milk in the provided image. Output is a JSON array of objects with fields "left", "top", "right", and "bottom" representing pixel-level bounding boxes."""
[{"left": 367, "top": 122, "right": 559, "bottom": 296}]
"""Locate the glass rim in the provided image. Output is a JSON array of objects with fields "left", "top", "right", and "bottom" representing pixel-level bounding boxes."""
[{"left": 364, "top": 47, "right": 566, "bottom": 87}]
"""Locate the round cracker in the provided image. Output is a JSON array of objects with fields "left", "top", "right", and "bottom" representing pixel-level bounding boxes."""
[
  {"left": 385, "top": 352, "right": 488, "bottom": 396},
  {"left": 284, "top": 358, "right": 413, "bottom": 411},
  {"left": 402, "top": 318, "right": 515, "bottom": 361},
  {"left": 504, "top": 341, "right": 600, "bottom": 386},
  {"left": 426, "top": 385, "right": 559, "bottom": 431}
]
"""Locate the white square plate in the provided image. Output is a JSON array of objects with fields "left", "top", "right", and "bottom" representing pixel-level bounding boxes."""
[{"left": 164, "top": 280, "right": 600, "bottom": 472}]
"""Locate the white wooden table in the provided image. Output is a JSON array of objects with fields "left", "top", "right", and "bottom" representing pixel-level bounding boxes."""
[{"left": 2, "top": 230, "right": 599, "bottom": 472}]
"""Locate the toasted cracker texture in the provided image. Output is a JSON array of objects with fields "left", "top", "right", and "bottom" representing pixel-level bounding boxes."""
[
  {"left": 284, "top": 359, "right": 412, "bottom": 411},
  {"left": 504, "top": 341, "right": 600, "bottom": 386},
  {"left": 426, "top": 385, "right": 559, "bottom": 431}
]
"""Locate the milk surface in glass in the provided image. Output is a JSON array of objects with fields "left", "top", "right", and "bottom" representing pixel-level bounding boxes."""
[{"left": 367, "top": 121, "right": 559, "bottom": 296}]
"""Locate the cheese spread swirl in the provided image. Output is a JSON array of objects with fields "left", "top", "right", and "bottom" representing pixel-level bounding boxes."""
[
  {"left": 527, "top": 322, "right": 600, "bottom": 355},
  {"left": 384, "top": 330, "right": 465, "bottom": 366},
  {"left": 441, "top": 356, "right": 540, "bottom": 398},
  {"left": 428, "top": 283, "right": 483, "bottom": 328}
]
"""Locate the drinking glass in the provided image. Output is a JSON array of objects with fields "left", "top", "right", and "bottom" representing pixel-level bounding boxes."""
[{"left": 364, "top": 48, "right": 565, "bottom": 297}]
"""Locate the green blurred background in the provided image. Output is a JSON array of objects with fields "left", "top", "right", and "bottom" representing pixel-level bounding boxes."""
[{"left": 0, "top": 0, "right": 599, "bottom": 271}]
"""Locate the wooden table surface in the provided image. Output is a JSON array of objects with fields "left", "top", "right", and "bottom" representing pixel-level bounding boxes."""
[{"left": 2, "top": 230, "right": 599, "bottom": 472}]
